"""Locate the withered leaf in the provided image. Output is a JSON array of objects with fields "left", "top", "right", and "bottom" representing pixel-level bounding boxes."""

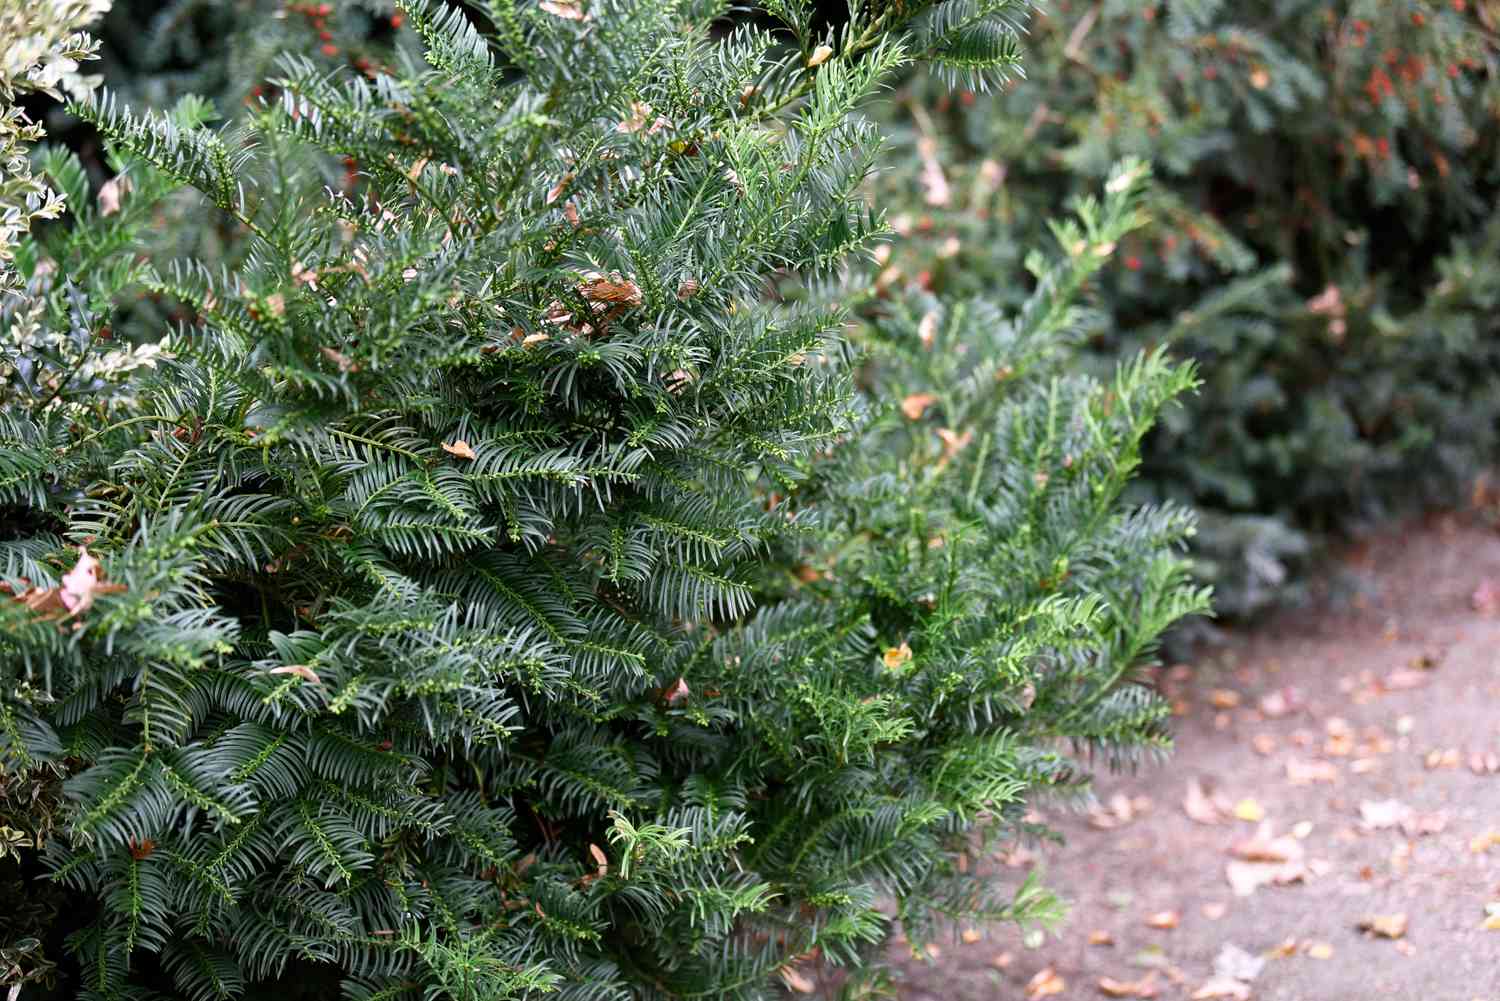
[
  {"left": 98, "top": 174, "right": 132, "bottom": 216},
  {"left": 883, "top": 643, "right": 912, "bottom": 670},
  {"left": 538, "top": 0, "right": 588, "bottom": 20},
  {"left": 269, "top": 664, "right": 322, "bottom": 684},
  {"left": 1025, "top": 966, "right": 1066, "bottom": 998},
  {"left": 1357, "top": 913, "right": 1408, "bottom": 939},
  {"left": 1099, "top": 973, "right": 1158, "bottom": 999},
  {"left": 901, "top": 393, "right": 937, "bottom": 421},
  {"left": 779, "top": 966, "right": 815, "bottom": 994},
  {"left": 441, "top": 440, "right": 477, "bottom": 460}
]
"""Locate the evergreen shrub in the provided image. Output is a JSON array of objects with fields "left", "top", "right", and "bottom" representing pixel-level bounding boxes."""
[
  {"left": 2, "top": 1, "right": 1206, "bottom": 998},
  {"left": 872, "top": 0, "right": 1500, "bottom": 616}
]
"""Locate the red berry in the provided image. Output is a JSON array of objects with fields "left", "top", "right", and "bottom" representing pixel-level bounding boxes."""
[{"left": 321, "top": 43, "right": 338, "bottom": 57}]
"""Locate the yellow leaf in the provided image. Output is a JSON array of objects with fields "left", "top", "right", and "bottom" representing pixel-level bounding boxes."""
[
  {"left": 1232, "top": 798, "right": 1265, "bottom": 822},
  {"left": 883, "top": 643, "right": 912, "bottom": 670}
]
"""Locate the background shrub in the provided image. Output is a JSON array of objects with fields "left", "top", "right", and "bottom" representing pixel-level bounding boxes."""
[
  {"left": 871, "top": 0, "right": 1500, "bottom": 616},
  {"left": 1, "top": 2, "right": 1204, "bottom": 998}
]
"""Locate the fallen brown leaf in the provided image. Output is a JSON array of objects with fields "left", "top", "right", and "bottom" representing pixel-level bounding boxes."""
[
  {"left": 1230, "top": 829, "right": 1300, "bottom": 864},
  {"left": 1285, "top": 757, "right": 1338, "bottom": 785},
  {"left": 269, "top": 664, "right": 321, "bottom": 684},
  {"left": 441, "top": 439, "right": 476, "bottom": 460},
  {"left": 1144, "top": 910, "right": 1179, "bottom": 930},
  {"left": 779, "top": 965, "right": 815, "bottom": 994},
  {"left": 1191, "top": 977, "right": 1250, "bottom": 1000},
  {"left": 1089, "top": 929, "right": 1115, "bottom": 946},
  {"left": 1258, "top": 687, "right": 1302, "bottom": 718},
  {"left": 1026, "top": 966, "right": 1066, "bottom": 998},
  {"left": 1209, "top": 689, "right": 1242, "bottom": 709},
  {"left": 883, "top": 643, "right": 913, "bottom": 669},
  {"left": 1183, "top": 778, "right": 1224, "bottom": 825},
  {"left": 1099, "top": 973, "right": 1159, "bottom": 999},
  {"left": 1399, "top": 811, "right": 1447, "bottom": 837},
  {"left": 1357, "top": 913, "right": 1408, "bottom": 939},
  {"left": 901, "top": 393, "right": 938, "bottom": 421}
]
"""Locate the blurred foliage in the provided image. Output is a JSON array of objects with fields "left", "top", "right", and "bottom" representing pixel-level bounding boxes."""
[{"left": 870, "top": 0, "right": 1500, "bottom": 616}]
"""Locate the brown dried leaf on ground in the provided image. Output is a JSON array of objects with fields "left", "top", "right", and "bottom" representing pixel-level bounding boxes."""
[
  {"left": 1225, "top": 826, "right": 1308, "bottom": 896},
  {"left": 1398, "top": 811, "right": 1447, "bottom": 837},
  {"left": 1230, "top": 826, "right": 1301, "bottom": 864},
  {"left": 1258, "top": 686, "right": 1303, "bottom": 718},
  {"left": 1285, "top": 757, "right": 1339, "bottom": 785},
  {"left": 1357, "top": 913, "right": 1409, "bottom": 939},
  {"left": 1099, "top": 973, "right": 1160, "bottom": 998},
  {"left": 1183, "top": 778, "right": 1225, "bottom": 825},
  {"left": 1144, "top": 910, "right": 1179, "bottom": 930},
  {"left": 1025, "top": 966, "right": 1066, "bottom": 998}
]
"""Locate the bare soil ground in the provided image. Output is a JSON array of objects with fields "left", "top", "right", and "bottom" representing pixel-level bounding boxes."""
[{"left": 890, "top": 514, "right": 1500, "bottom": 1001}]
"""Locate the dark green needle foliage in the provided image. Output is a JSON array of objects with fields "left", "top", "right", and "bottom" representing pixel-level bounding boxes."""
[
  {"left": 1, "top": 2, "right": 1204, "bottom": 999},
  {"left": 871, "top": 0, "right": 1500, "bottom": 616}
]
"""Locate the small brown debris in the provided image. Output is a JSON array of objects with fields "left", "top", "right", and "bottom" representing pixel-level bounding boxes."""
[
  {"left": 1357, "top": 913, "right": 1408, "bottom": 939},
  {"left": 1026, "top": 967, "right": 1066, "bottom": 998},
  {"left": 1089, "top": 929, "right": 1115, "bottom": 946},
  {"left": 1259, "top": 687, "right": 1302, "bottom": 718},
  {"left": 1144, "top": 910, "right": 1179, "bottom": 930},
  {"left": 1209, "top": 689, "right": 1241, "bottom": 709},
  {"left": 779, "top": 965, "right": 815, "bottom": 994},
  {"left": 883, "top": 643, "right": 913, "bottom": 670},
  {"left": 441, "top": 439, "right": 476, "bottom": 460},
  {"left": 1286, "top": 757, "right": 1338, "bottom": 785},
  {"left": 901, "top": 393, "right": 938, "bottom": 421},
  {"left": 1098, "top": 973, "right": 1159, "bottom": 999}
]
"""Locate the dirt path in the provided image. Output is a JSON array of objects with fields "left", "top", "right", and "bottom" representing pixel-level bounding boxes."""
[{"left": 891, "top": 515, "right": 1500, "bottom": 1001}]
